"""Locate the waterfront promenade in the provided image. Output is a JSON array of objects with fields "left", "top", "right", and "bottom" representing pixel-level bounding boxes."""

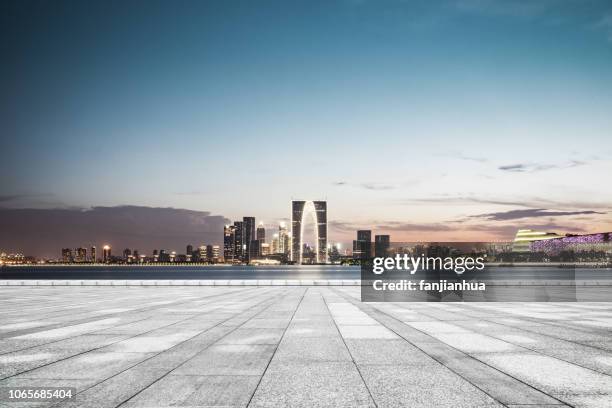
[{"left": 1, "top": 286, "right": 612, "bottom": 407}]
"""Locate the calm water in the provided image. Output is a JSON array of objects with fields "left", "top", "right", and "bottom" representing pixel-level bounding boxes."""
[{"left": 1, "top": 265, "right": 611, "bottom": 280}]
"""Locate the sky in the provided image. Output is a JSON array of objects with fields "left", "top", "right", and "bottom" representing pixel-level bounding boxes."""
[{"left": 1, "top": 0, "right": 612, "bottom": 256}]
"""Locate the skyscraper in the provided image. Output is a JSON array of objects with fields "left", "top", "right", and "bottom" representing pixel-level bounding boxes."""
[
  {"left": 279, "top": 222, "right": 289, "bottom": 255},
  {"left": 223, "top": 225, "right": 236, "bottom": 262},
  {"left": 374, "top": 235, "right": 390, "bottom": 257},
  {"left": 353, "top": 230, "right": 372, "bottom": 260},
  {"left": 291, "top": 200, "right": 327, "bottom": 264},
  {"left": 233, "top": 221, "right": 244, "bottom": 261},
  {"left": 102, "top": 245, "right": 111, "bottom": 263},
  {"left": 256, "top": 222, "right": 266, "bottom": 243},
  {"left": 243, "top": 217, "right": 256, "bottom": 263},
  {"left": 90, "top": 246, "right": 96, "bottom": 263}
]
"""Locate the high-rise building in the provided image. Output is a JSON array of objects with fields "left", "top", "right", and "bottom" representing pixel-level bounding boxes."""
[
  {"left": 353, "top": 230, "right": 372, "bottom": 260},
  {"left": 186, "top": 244, "right": 193, "bottom": 262},
  {"left": 206, "top": 245, "right": 220, "bottom": 263},
  {"left": 198, "top": 246, "right": 207, "bottom": 262},
  {"left": 102, "top": 245, "right": 111, "bottom": 263},
  {"left": 224, "top": 225, "right": 237, "bottom": 262},
  {"left": 90, "top": 246, "right": 96, "bottom": 263},
  {"left": 123, "top": 248, "right": 132, "bottom": 261},
  {"left": 271, "top": 233, "right": 280, "bottom": 254},
  {"left": 233, "top": 221, "right": 244, "bottom": 261},
  {"left": 374, "top": 235, "right": 390, "bottom": 258},
  {"left": 279, "top": 222, "right": 289, "bottom": 255},
  {"left": 291, "top": 201, "right": 327, "bottom": 264},
  {"left": 61, "top": 248, "right": 73, "bottom": 263},
  {"left": 75, "top": 247, "right": 87, "bottom": 262},
  {"left": 257, "top": 222, "right": 266, "bottom": 243},
  {"left": 243, "top": 217, "right": 256, "bottom": 263}
]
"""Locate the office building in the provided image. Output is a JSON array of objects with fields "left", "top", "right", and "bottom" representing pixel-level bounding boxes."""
[
  {"left": 353, "top": 230, "right": 372, "bottom": 260},
  {"left": 257, "top": 222, "right": 266, "bottom": 243},
  {"left": 374, "top": 235, "right": 390, "bottom": 257},
  {"left": 243, "top": 217, "right": 256, "bottom": 263},
  {"left": 234, "top": 221, "right": 244, "bottom": 261},
  {"left": 224, "top": 225, "right": 236, "bottom": 262},
  {"left": 61, "top": 248, "right": 73, "bottom": 263}
]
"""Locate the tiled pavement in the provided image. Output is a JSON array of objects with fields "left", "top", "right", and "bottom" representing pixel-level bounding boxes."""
[{"left": 0, "top": 286, "right": 611, "bottom": 407}]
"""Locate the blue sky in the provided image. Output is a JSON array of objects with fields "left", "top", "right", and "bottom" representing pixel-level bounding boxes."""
[{"left": 2, "top": 0, "right": 612, "bottom": 244}]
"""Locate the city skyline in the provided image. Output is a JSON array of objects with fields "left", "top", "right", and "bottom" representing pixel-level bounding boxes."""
[{"left": 2, "top": 0, "right": 612, "bottom": 252}]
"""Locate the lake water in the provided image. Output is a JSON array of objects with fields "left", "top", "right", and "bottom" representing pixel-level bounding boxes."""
[{"left": 1, "top": 265, "right": 611, "bottom": 280}]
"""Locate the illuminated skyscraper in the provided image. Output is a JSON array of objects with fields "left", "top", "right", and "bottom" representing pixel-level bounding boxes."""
[
  {"left": 224, "top": 225, "right": 237, "bottom": 262},
  {"left": 279, "top": 222, "right": 289, "bottom": 255},
  {"left": 271, "top": 233, "right": 280, "bottom": 254},
  {"left": 102, "top": 245, "right": 111, "bottom": 263},
  {"left": 291, "top": 200, "right": 327, "bottom": 264},
  {"left": 233, "top": 221, "right": 244, "bottom": 261}
]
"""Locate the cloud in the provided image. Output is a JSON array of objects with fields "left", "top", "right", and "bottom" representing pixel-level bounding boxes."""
[
  {"left": 498, "top": 160, "right": 586, "bottom": 173},
  {"left": 436, "top": 150, "right": 487, "bottom": 163},
  {"left": 471, "top": 208, "right": 605, "bottom": 221},
  {"left": 174, "top": 191, "right": 207, "bottom": 196},
  {"left": 360, "top": 183, "right": 396, "bottom": 191},
  {"left": 401, "top": 195, "right": 612, "bottom": 211},
  {"left": 331, "top": 181, "right": 396, "bottom": 190},
  {"left": 0, "top": 195, "right": 23, "bottom": 202},
  {"left": 0, "top": 206, "right": 229, "bottom": 259}
]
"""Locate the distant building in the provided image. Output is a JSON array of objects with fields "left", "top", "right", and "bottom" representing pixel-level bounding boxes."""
[
  {"left": 61, "top": 248, "right": 73, "bottom": 263},
  {"left": 353, "top": 230, "right": 372, "bottom": 260},
  {"left": 206, "top": 245, "right": 220, "bottom": 263},
  {"left": 123, "top": 248, "right": 132, "bottom": 261},
  {"left": 279, "top": 222, "right": 290, "bottom": 255},
  {"left": 257, "top": 222, "right": 266, "bottom": 243},
  {"left": 243, "top": 217, "right": 256, "bottom": 263},
  {"left": 224, "top": 225, "right": 237, "bottom": 262},
  {"left": 271, "top": 233, "right": 280, "bottom": 254},
  {"left": 513, "top": 229, "right": 561, "bottom": 252},
  {"left": 234, "top": 221, "right": 244, "bottom": 261},
  {"left": 261, "top": 242, "right": 270, "bottom": 256},
  {"left": 374, "top": 235, "right": 390, "bottom": 258},
  {"left": 291, "top": 201, "right": 327, "bottom": 264},
  {"left": 530, "top": 232, "right": 612, "bottom": 256},
  {"left": 90, "top": 246, "right": 97, "bottom": 263},
  {"left": 158, "top": 249, "right": 169, "bottom": 262},
  {"left": 75, "top": 247, "right": 87, "bottom": 262},
  {"left": 249, "top": 239, "right": 261, "bottom": 260},
  {"left": 102, "top": 245, "right": 111, "bottom": 263}
]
